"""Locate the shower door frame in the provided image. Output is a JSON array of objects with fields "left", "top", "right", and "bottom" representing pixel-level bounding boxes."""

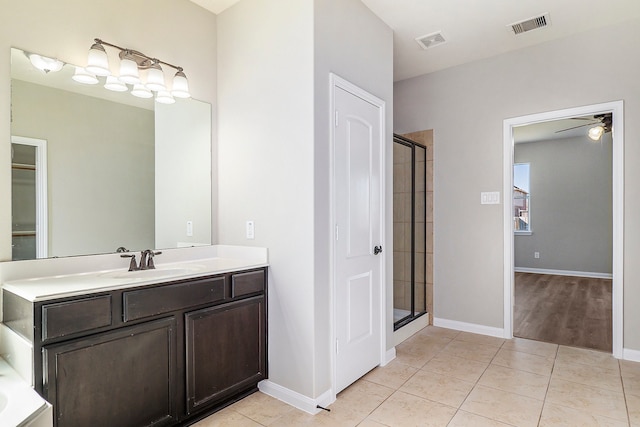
[{"left": 393, "top": 134, "right": 427, "bottom": 330}]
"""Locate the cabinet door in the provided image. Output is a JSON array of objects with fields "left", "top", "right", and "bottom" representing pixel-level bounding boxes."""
[
  {"left": 43, "top": 317, "right": 177, "bottom": 427},
  {"left": 185, "top": 296, "right": 266, "bottom": 413}
]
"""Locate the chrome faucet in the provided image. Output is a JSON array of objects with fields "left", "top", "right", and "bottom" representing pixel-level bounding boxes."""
[
  {"left": 139, "top": 249, "right": 162, "bottom": 270},
  {"left": 120, "top": 253, "right": 138, "bottom": 271},
  {"left": 120, "top": 249, "right": 162, "bottom": 271}
]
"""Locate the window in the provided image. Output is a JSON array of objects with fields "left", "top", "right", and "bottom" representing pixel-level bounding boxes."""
[{"left": 513, "top": 163, "right": 531, "bottom": 233}]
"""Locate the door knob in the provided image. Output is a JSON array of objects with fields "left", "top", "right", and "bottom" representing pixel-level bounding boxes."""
[{"left": 374, "top": 246, "right": 383, "bottom": 255}]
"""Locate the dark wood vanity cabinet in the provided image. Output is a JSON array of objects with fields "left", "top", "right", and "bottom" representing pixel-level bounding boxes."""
[
  {"left": 43, "top": 318, "right": 178, "bottom": 427},
  {"left": 186, "top": 296, "right": 266, "bottom": 413},
  {"left": 3, "top": 267, "right": 267, "bottom": 427}
]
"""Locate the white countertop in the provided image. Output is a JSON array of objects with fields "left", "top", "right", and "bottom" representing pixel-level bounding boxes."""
[{"left": 1, "top": 245, "right": 268, "bottom": 302}]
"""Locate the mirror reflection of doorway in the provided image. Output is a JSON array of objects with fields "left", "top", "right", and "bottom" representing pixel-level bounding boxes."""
[
  {"left": 393, "top": 134, "right": 428, "bottom": 330},
  {"left": 512, "top": 114, "right": 613, "bottom": 352},
  {"left": 11, "top": 136, "right": 48, "bottom": 260}
]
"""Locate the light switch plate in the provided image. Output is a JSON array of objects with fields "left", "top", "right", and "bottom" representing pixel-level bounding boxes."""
[{"left": 480, "top": 191, "right": 500, "bottom": 205}]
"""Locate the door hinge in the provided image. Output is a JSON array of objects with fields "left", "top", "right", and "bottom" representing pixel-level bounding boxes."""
[
  {"left": 336, "top": 339, "right": 339, "bottom": 354},
  {"left": 335, "top": 224, "right": 339, "bottom": 241},
  {"left": 335, "top": 111, "right": 339, "bottom": 127}
]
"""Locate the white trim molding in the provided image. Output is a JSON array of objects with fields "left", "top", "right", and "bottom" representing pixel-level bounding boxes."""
[
  {"left": 258, "top": 380, "right": 333, "bottom": 415},
  {"left": 623, "top": 348, "right": 640, "bottom": 363},
  {"left": 434, "top": 317, "right": 505, "bottom": 339},
  {"left": 514, "top": 267, "right": 612, "bottom": 280},
  {"left": 503, "top": 100, "right": 624, "bottom": 358}
]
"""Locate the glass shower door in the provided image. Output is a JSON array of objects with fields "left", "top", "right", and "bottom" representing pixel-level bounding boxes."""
[{"left": 393, "top": 135, "right": 427, "bottom": 329}]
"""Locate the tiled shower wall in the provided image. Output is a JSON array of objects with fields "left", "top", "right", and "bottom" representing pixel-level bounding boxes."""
[{"left": 394, "top": 130, "right": 434, "bottom": 325}]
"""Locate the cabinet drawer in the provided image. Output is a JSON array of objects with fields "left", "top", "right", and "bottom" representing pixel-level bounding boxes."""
[
  {"left": 231, "top": 270, "right": 265, "bottom": 298},
  {"left": 42, "top": 295, "right": 112, "bottom": 341},
  {"left": 123, "top": 276, "right": 225, "bottom": 322}
]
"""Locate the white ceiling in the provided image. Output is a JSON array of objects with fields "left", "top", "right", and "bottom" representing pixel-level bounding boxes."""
[{"left": 194, "top": 0, "right": 640, "bottom": 82}]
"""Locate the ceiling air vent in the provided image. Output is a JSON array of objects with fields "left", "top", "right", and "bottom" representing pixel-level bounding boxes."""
[
  {"left": 415, "top": 31, "right": 446, "bottom": 50},
  {"left": 509, "top": 13, "right": 551, "bottom": 35}
]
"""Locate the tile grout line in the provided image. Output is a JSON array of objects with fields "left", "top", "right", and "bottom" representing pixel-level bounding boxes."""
[
  {"left": 619, "top": 360, "right": 632, "bottom": 427},
  {"left": 535, "top": 340, "right": 560, "bottom": 426}
]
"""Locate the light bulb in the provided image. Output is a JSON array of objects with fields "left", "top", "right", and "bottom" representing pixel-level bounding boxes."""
[
  {"left": 86, "top": 42, "right": 110, "bottom": 76},
  {"left": 171, "top": 70, "right": 190, "bottom": 98},
  {"left": 588, "top": 125, "right": 604, "bottom": 141},
  {"left": 145, "top": 62, "right": 166, "bottom": 91},
  {"left": 155, "top": 90, "right": 175, "bottom": 104},
  {"left": 104, "top": 75, "right": 128, "bottom": 92},
  {"left": 72, "top": 66, "right": 99, "bottom": 84},
  {"left": 118, "top": 51, "right": 140, "bottom": 85},
  {"left": 131, "top": 83, "right": 153, "bottom": 98}
]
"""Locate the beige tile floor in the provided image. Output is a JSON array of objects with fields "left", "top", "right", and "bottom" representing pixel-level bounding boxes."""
[{"left": 193, "top": 326, "right": 640, "bottom": 426}]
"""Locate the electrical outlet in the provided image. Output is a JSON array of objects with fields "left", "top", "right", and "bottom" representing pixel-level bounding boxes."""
[
  {"left": 534, "top": 251, "right": 540, "bottom": 259},
  {"left": 246, "top": 220, "right": 255, "bottom": 240},
  {"left": 186, "top": 221, "right": 193, "bottom": 237}
]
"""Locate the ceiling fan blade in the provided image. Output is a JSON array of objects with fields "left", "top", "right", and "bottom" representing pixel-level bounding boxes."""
[{"left": 555, "top": 122, "right": 598, "bottom": 133}]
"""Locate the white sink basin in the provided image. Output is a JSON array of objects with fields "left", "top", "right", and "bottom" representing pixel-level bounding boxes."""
[
  {"left": 101, "top": 266, "right": 205, "bottom": 280},
  {"left": 0, "top": 391, "right": 7, "bottom": 413}
]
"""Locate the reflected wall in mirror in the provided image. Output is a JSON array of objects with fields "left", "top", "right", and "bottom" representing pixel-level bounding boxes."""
[{"left": 10, "top": 47, "right": 212, "bottom": 260}]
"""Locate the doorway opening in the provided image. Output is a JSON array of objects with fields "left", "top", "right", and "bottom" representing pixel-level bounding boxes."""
[
  {"left": 503, "top": 101, "right": 624, "bottom": 358},
  {"left": 511, "top": 115, "right": 613, "bottom": 352},
  {"left": 11, "top": 136, "right": 48, "bottom": 260}
]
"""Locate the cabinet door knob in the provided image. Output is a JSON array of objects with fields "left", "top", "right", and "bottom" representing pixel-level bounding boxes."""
[{"left": 374, "top": 246, "right": 383, "bottom": 255}]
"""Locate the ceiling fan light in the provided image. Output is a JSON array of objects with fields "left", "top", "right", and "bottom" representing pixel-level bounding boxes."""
[
  {"left": 29, "top": 54, "right": 64, "bottom": 73},
  {"left": 131, "top": 83, "right": 153, "bottom": 98},
  {"left": 171, "top": 71, "right": 191, "bottom": 98},
  {"left": 72, "top": 66, "right": 99, "bottom": 84},
  {"left": 588, "top": 125, "right": 605, "bottom": 141},
  {"left": 145, "top": 63, "right": 166, "bottom": 91},
  {"left": 86, "top": 42, "right": 111, "bottom": 76},
  {"left": 118, "top": 52, "right": 140, "bottom": 85},
  {"left": 104, "top": 75, "right": 128, "bottom": 92}
]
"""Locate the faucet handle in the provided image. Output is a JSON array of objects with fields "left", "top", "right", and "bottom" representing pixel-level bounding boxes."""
[
  {"left": 147, "top": 251, "right": 162, "bottom": 269},
  {"left": 120, "top": 254, "right": 139, "bottom": 271}
]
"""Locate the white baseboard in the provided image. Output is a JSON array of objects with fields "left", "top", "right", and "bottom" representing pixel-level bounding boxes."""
[
  {"left": 514, "top": 267, "right": 612, "bottom": 279},
  {"left": 623, "top": 348, "right": 640, "bottom": 363},
  {"left": 258, "top": 380, "right": 333, "bottom": 415},
  {"left": 434, "top": 317, "right": 506, "bottom": 338},
  {"left": 382, "top": 347, "right": 396, "bottom": 366}
]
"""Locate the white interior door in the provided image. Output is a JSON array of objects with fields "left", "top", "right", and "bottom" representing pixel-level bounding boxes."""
[{"left": 334, "top": 83, "right": 383, "bottom": 393}]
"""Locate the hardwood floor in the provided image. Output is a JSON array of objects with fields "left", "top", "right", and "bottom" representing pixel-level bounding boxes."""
[{"left": 514, "top": 272, "right": 612, "bottom": 352}]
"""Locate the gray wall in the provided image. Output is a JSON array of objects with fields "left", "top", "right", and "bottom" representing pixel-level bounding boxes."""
[
  {"left": 11, "top": 79, "right": 154, "bottom": 257},
  {"left": 217, "top": 0, "right": 392, "bottom": 400},
  {"left": 394, "top": 17, "right": 640, "bottom": 350},
  {"left": 514, "top": 135, "right": 612, "bottom": 274}
]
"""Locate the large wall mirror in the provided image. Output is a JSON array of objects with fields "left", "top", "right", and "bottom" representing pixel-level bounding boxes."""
[{"left": 9, "top": 47, "right": 212, "bottom": 261}]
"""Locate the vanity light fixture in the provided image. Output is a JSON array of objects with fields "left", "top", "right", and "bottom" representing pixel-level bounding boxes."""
[
  {"left": 86, "top": 42, "right": 111, "bottom": 76},
  {"left": 71, "top": 66, "right": 99, "bottom": 84},
  {"left": 104, "top": 75, "right": 128, "bottom": 92},
  {"left": 155, "top": 90, "right": 176, "bottom": 104},
  {"left": 131, "top": 83, "right": 153, "bottom": 99},
  {"left": 29, "top": 54, "right": 64, "bottom": 73},
  {"left": 80, "top": 38, "right": 191, "bottom": 102}
]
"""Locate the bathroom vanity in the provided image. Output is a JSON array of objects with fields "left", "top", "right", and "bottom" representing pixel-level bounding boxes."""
[{"left": 1, "top": 247, "right": 268, "bottom": 427}]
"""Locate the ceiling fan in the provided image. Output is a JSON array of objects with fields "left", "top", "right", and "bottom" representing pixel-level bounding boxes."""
[{"left": 555, "top": 113, "right": 612, "bottom": 140}]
